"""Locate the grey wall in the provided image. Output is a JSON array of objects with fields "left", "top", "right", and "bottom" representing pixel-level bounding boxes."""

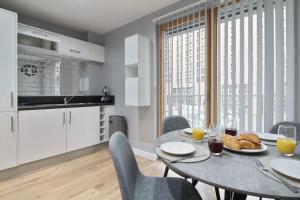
[
  {"left": 17, "top": 14, "right": 106, "bottom": 95},
  {"left": 102, "top": 0, "right": 196, "bottom": 152}
]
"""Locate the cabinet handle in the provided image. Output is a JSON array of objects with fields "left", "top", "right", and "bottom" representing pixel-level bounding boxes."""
[
  {"left": 63, "top": 112, "right": 66, "bottom": 125},
  {"left": 10, "top": 92, "right": 14, "bottom": 108},
  {"left": 69, "top": 111, "right": 72, "bottom": 124},
  {"left": 69, "top": 49, "right": 81, "bottom": 54},
  {"left": 10, "top": 116, "right": 14, "bottom": 132},
  {"left": 32, "top": 31, "right": 48, "bottom": 38}
]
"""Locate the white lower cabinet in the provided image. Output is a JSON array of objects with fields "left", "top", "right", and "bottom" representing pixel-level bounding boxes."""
[
  {"left": 0, "top": 112, "right": 17, "bottom": 170},
  {"left": 66, "top": 107, "right": 100, "bottom": 152},
  {"left": 18, "top": 109, "right": 67, "bottom": 164},
  {"left": 18, "top": 106, "right": 103, "bottom": 165}
]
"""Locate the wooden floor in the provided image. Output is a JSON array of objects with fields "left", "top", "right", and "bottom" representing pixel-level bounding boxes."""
[{"left": 0, "top": 148, "right": 262, "bottom": 200}]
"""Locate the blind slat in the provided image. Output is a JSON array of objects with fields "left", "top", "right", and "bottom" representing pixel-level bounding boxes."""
[
  {"left": 239, "top": 0, "right": 245, "bottom": 130},
  {"left": 248, "top": 0, "right": 254, "bottom": 130},
  {"left": 286, "top": 0, "right": 295, "bottom": 120},
  {"left": 256, "top": 0, "right": 263, "bottom": 131},
  {"left": 275, "top": 0, "right": 284, "bottom": 123},
  {"left": 264, "top": 0, "right": 275, "bottom": 131},
  {"left": 231, "top": 1, "right": 237, "bottom": 121},
  {"left": 224, "top": 0, "right": 229, "bottom": 122}
]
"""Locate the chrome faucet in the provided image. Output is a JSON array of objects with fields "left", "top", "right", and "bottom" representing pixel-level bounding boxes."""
[{"left": 64, "top": 96, "right": 75, "bottom": 104}]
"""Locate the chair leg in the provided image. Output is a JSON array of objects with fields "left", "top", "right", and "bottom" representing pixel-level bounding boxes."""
[
  {"left": 192, "top": 179, "right": 198, "bottom": 186},
  {"left": 214, "top": 187, "right": 221, "bottom": 200},
  {"left": 259, "top": 197, "right": 262, "bottom": 200},
  {"left": 163, "top": 166, "right": 169, "bottom": 177}
]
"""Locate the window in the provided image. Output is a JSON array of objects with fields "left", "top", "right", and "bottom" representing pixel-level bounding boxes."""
[
  {"left": 158, "top": 0, "right": 294, "bottom": 134},
  {"left": 160, "top": 13, "right": 208, "bottom": 128},
  {"left": 218, "top": 0, "right": 294, "bottom": 132}
]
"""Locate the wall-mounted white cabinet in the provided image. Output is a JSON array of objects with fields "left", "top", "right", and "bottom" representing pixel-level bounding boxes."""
[
  {"left": 125, "top": 34, "right": 150, "bottom": 106},
  {"left": 58, "top": 35, "right": 90, "bottom": 60},
  {"left": 18, "top": 109, "right": 67, "bottom": 164},
  {"left": 89, "top": 43, "right": 105, "bottom": 63},
  {"left": 67, "top": 107, "right": 100, "bottom": 152},
  {"left": 0, "top": 112, "right": 17, "bottom": 170},
  {"left": 18, "top": 23, "right": 105, "bottom": 63},
  {"left": 0, "top": 8, "right": 17, "bottom": 112}
]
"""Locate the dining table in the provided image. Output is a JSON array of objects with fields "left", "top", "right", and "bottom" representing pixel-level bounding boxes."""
[{"left": 154, "top": 130, "right": 300, "bottom": 200}]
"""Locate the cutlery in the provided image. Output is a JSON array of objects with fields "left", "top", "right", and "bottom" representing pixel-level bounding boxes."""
[
  {"left": 255, "top": 160, "right": 298, "bottom": 193},
  {"left": 169, "top": 154, "right": 206, "bottom": 163}
]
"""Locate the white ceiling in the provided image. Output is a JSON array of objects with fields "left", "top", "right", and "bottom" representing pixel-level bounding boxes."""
[{"left": 0, "top": 0, "right": 180, "bottom": 34}]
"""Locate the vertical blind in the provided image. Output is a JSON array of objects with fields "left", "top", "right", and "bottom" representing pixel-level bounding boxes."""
[
  {"left": 157, "top": 0, "right": 214, "bottom": 128},
  {"left": 156, "top": 0, "right": 295, "bottom": 132},
  {"left": 218, "top": 0, "right": 295, "bottom": 132}
]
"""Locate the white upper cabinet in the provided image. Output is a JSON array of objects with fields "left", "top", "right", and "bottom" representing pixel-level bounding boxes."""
[
  {"left": 89, "top": 43, "right": 105, "bottom": 63},
  {"left": 66, "top": 106, "right": 100, "bottom": 152},
  {"left": 0, "top": 112, "right": 17, "bottom": 170},
  {"left": 125, "top": 34, "right": 138, "bottom": 65},
  {"left": 125, "top": 34, "right": 150, "bottom": 106},
  {"left": 0, "top": 9, "right": 17, "bottom": 112},
  {"left": 58, "top": 35, "right": 90, "bottom": 59}
]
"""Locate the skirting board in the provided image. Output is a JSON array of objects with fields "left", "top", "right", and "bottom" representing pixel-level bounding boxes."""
[{"left": 132, "top": 147, "right": 158, "bottom": 161}]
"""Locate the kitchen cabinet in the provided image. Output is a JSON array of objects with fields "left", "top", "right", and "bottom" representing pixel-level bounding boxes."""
[
  {"left": 0, "top": 8, "right": 17, "bottom": 112},
  {"left": 18, "top": 109, "right": 67, "bottom": 164},
  {"left": 0, "top": 112, "right": 17, "bottom": 170},
  {"left": 58, "top": 35, "right": 90, "bottom": 59},
  {"left": 125, "top": 34, "right": 150, "bottom": 106},
  {"left": 67, "top": 106, "right": 100, "bottom": 151},
  {"left": 89, "top": 43, "right": 105, "bottom": 63}
]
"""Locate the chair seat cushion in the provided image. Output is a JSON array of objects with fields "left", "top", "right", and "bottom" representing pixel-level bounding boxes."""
[{"left": 134, "top": 176, "right": 201, "bottom": 200}]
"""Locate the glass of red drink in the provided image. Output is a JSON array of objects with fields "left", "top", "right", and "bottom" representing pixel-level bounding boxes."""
[
  {"left": 208, "top": 136, "right": 223, "bottom": 156},
  {"left": 225, "top": 117, "right": 238, "bottom": 136}
]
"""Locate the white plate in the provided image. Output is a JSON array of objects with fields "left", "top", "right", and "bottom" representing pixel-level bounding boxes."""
[
  {"left": 183, "top": 128, "right": 207, "bottom": 134},
  {"left": 258, "top": 133, "right": 285, "bottom": 141},
  {"left": 160, "top": 142, "right": 196, "bottom": 155},
  {"left": 224, "top": 143, "right": 268, "bottom": 153},
  {"left": 183, "top": 128, "right": 193, "bottom": 134},
  {"left": 270, "top": 159, "right": 300, "bottom": 180}
]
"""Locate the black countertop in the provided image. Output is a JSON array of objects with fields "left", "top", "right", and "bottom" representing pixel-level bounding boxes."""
[{"left": 18, "top": 95, "right": 115, "bottom": 111}]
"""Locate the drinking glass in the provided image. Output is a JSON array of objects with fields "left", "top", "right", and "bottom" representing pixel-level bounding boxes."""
[
  {"left": 192, "top": 128, "right": 205, "bottom": 143},
  {"left": 225, "top": 117, "right": 238, "bottom": 136},
  {"left": 208, "top": 129, "right": 224, "bottom": 156},
  {"left": 277, "top": 125, "right": 297, "bottom": 157}
]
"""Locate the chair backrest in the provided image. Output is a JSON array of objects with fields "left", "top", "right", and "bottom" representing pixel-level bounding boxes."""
[
  {"left": 269, "top": 121, "right": 300, "bottom": 139},
  {"left": 109, "top": 132, "right": 140, "bottom": 200},
  {"left": 163, "top": 115, "right": 190, "bottom": 134}
]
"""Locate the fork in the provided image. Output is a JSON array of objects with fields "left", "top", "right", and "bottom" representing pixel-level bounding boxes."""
[{"left": 255, "top": 160, "right": 298, "bottom": 193}]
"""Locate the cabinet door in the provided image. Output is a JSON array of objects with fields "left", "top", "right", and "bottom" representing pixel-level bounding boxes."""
[
  {"left": 58, "top": 35, "right": 90, "bottom": 59},
  {"left": 125, "top": 34, "right": 138, "bottom": 65},
  {"left": 0, "top": 112, "right": 17, "bottom": 170},
  {"left": 89, "top": 43, "right": 104, "bottom": 63},
  {"left": 67, "top": 107, "right": 100, "bottom": 151},
  {"left": 0, "top": 9, "right": 17, "bottom": 112},
  {"left": 19, "top": 109, "right": 67, "bottom": 164}
]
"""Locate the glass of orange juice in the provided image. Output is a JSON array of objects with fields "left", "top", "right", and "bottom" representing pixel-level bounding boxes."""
[
  {"left": 193, "top": 128, "right": 205, "bottom": 143},
  {"left": 277, "top": 125, "right": 297, "bottom": 157}
]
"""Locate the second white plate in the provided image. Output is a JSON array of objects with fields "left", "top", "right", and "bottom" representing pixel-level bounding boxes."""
[
  {"left": 258, "top": 133, "right": 285, "bottom": 142},
  {"left": 160, "top": 142, "right": 195, "bottom": 155},
  {"left": 270, "top": 159, "right": 300, "bottom": 181}
]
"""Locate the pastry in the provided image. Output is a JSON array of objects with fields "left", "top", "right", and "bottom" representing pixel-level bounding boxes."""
[{"left": 239, "top": 133, "right": 261, "bottom": 144}]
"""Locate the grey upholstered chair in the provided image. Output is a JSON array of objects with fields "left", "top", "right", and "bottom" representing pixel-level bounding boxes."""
[
  {"left": 109, "top": 132, "right": 202, "bottom": 200},
  {"left": 162, "top": 116, "right": 191, "bottom": 177},
  {"left": 163, "top": 116, "right": 191, "bottom": 134},
  {"left": 269, "top": 121, "right": 300, "bottom": 138}
]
